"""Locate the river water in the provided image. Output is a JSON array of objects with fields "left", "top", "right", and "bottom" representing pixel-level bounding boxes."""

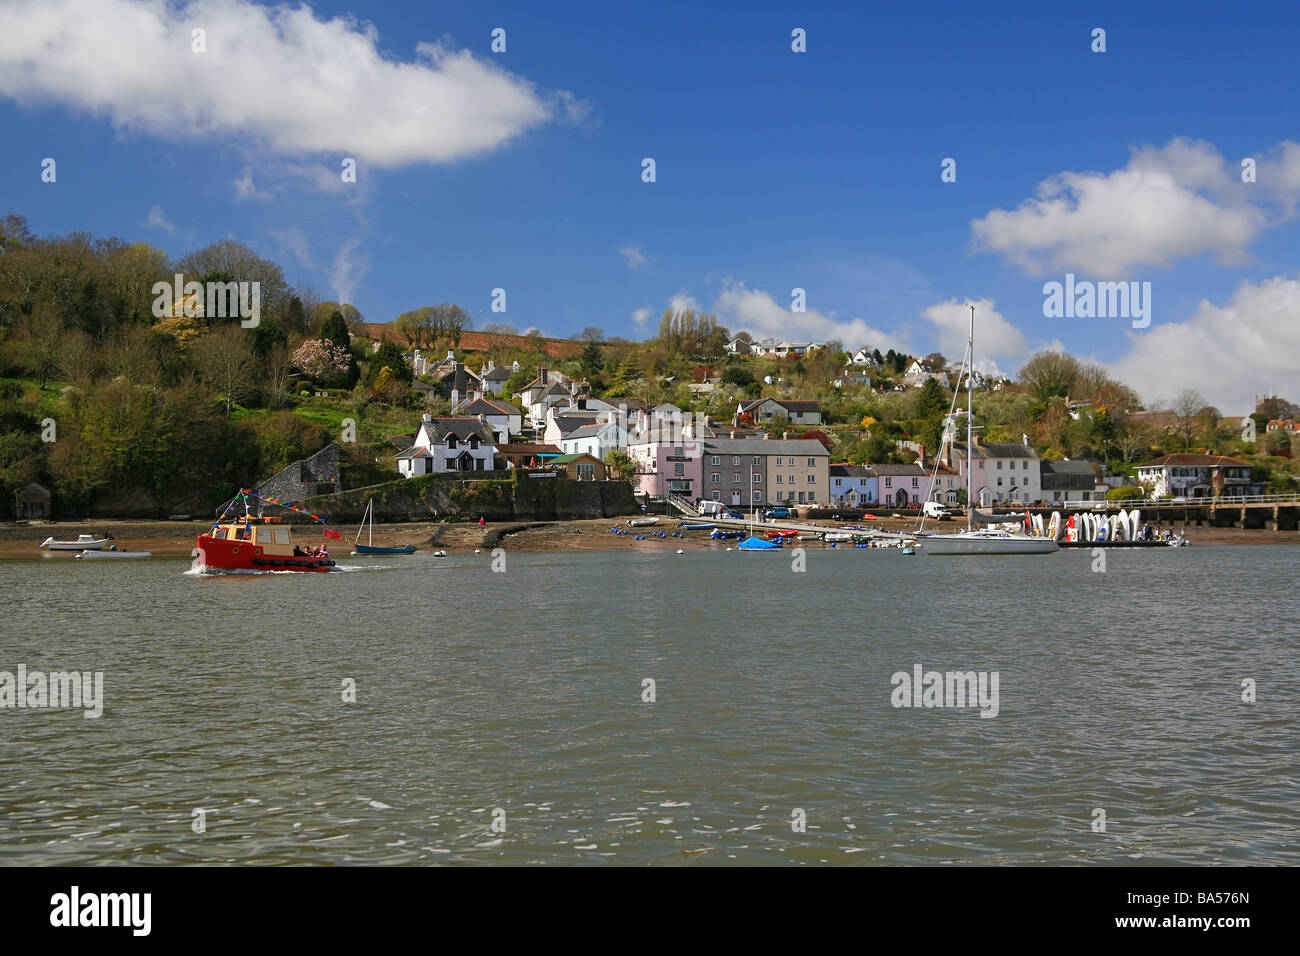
[{"left": 1, "top": 543, "right": 1296, "bottom": 865}]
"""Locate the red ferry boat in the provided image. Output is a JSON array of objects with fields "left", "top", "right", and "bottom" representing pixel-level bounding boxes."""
[{"left": 195, "top": 489, "right": 341, "bottom": 573}]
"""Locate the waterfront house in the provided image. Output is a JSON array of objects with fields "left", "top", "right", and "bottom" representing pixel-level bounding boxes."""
[
  {"left": 551, "top": 452, "right": 607, "bottom": 481},
  {"left": 628, "top": 426, "right": 704, "bottom": 499},
  {"left": 700, "top": 438, "right": 829, "bottom": 508},
  {"left": 1039, "top": 459, "right": 1101, "bottom": 502},
  {"left": 1136, "top": 454, "right": 1258, "bottom": 498},
  {"left": 396, "top": 414, "right": 497, "bottom": 477},
  {"left": 943, "top": 439, "right": 1043, "bottom": 506},
  {"left": 870, "top": 463, "right": 932, "bottom": 508},
  {"left": 829, "top": 464, "right": 877, "bottom": 506}
]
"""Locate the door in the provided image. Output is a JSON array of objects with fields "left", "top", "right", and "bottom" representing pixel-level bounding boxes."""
[{"left": 731, "top": 491, "right": 742, "bottom": 505}]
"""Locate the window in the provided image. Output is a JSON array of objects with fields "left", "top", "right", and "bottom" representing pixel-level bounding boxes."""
[
  {"left": 1010, "top": 476, "right": 1016, "bottom": 486},
  {"left": 674, "top": 463, "right": 684, "bottom": 476},
  {"left": 776, "top": 474, "right": 783, "bottom": 483},
  {"left": 885, "top": 477, "right": 892, "bottom": 487},
  {"left": 448, "top": 435, "right": 458, "bottom": 449},
  {"left": 808, "top": 457, "right": 816, "bottom": 467},
  {"left": 912, "top": 478, "right": 918, "bottom": 488},
  {"left": 752, "top": 491, "right": 763, "bottom": 503},
  {"left": 996, "top": 460, "right": 1002, "bottom": 469},
  {"left": 798, "top": 492, "right": 806, "bottom": 503},
  {"left": 711, "top": 473, "right": 720, "bottom": 482},
  {"left": 997, "top": 478, "right": 1003, "bottom": 486},
  {"left": 1022, "top": 461, "right": 1028, "bottom": 470},
  {"left": 835, "top": 478, "right": 842, "bottom": 487},
  {"left": 807, "top": 474, "right": 815, "bottom": 483},
  {"left": 753, "top": 457, "right": 761, "bottom": 466},
  {"left": 753, "top": 474, "right": 761, "bottom": 483},
  {"left": 732, "top": 457, "right": 740, "bottom": 465},
  {"left": 732, "top": 473, "right": 740, "bottom": 483},
  {"left": 711, "top": 490, "right": 720, "bottom": 501},
  {"left": 446, "top": 458, "right": 456, "bottom": 470},
  {"left": 712, "top": 456, "right": 720, "bottom": 465}
]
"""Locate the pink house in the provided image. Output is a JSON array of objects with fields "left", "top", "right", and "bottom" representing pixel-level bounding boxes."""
[{"left": 628, "top": 432, "right": 704, "bottom": 500}]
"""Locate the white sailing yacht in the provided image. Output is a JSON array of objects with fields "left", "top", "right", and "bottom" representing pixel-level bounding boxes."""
[{"left": 920, "top": 305, "right": 1058, "bottom": 556}]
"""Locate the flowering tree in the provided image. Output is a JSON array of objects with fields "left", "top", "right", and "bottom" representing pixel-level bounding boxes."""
[{"left": 292, "top": 338, "right": 351, "bottom": 385}]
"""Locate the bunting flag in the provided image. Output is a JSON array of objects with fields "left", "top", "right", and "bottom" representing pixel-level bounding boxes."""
[{"left": 210, "top": 488, "right": 341, "bottom": 539}]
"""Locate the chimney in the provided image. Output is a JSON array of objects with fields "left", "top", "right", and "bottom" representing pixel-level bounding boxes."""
[
  {"left": 451, "top": 387, "right": 459, "bottom": 405},
  {"left": 539, "top": 367, "right": 548, "bottom": 384},
  {"left": 422, "top": 412, "right": 432, "bottom": 425},
  {"left": 488, "top": 360, "right": 495, "bottom": 372},
  {"left": 577, "top": 397, "right": 586, "bottom": 410},
  {"left": 446, "top": 349, "right": 455, "bottom": 362},
  {"left": 477, "top": 414, "right": 486, "bottom": 423}
]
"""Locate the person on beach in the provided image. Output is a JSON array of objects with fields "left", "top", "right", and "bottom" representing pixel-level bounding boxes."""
[{"left": 479, "top": 516, "right": 486, "bottom": 529}]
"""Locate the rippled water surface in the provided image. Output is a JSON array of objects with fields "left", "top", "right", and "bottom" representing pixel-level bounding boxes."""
[{"left": 2, "top": 544, "right": 1297, "bottom": 865}]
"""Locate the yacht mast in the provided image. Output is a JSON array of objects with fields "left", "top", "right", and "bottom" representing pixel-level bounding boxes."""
[{"left": 967, "top": 304, "right": 974, "bottom": 533}]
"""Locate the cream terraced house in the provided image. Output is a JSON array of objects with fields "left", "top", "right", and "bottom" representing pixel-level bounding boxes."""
[{"left": 699, "top": 438, "right": 830, "bottom": 508}]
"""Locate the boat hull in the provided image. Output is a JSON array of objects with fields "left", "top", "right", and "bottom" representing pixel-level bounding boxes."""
[
  {"left": 354, "top": 544, "right": 417, "bottom": 555},
  {"left": 921, "top": 534, "right": 1059, "bottom": 555},
  {"left": 195, "top": 534, "right": 335, "bottom": 572},
  {"left": 77, "top": 550, "right": 151, "bottom": 559}
]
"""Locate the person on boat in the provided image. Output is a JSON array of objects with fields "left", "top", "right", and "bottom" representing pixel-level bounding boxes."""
[{"left": 293, "top": 545, "right": 305, "bottom": 556}]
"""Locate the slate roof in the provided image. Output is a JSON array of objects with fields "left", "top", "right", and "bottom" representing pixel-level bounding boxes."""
[
  {"left": 1138, "top": 454, "right": 1251, "bottom": 468},
  {"left": 702, "top": 438, "right": 830, "bottom": 457}
]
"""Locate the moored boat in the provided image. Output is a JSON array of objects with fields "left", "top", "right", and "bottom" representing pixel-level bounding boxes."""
[
  {"left": 77, "top": 548, "right": 152, "bottom": 559},
  {"left": 40, "top": 534, "right": 108, "bottom": 551},
  {"left": 352, "top": 498, "right": 417, "bottom": 554},
  {"left": 627, "top": 517, "right": 660, "bottom": 527}
]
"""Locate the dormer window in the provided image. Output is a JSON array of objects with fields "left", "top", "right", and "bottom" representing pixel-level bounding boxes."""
[{"left": 447, "top": 435, "right": 458, "bottom": 449}]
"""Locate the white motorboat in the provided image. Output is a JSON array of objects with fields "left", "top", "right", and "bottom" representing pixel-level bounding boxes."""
[
  {"left": 76, "top": 549, "right": 152, "bottom": 559},
  {"left": 626, "top": 517, "right": 660, "bottom": 527},
  {"left": 40, "top": 534, "right": 108, "bottom": 551},
  {"left": 918, "top": 306, "right": 1057, "bottom": 556}
]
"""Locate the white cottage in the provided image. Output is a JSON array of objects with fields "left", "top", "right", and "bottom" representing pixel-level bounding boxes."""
[{"left": 396, "top": 414, "right": 497, "bottom": 477}]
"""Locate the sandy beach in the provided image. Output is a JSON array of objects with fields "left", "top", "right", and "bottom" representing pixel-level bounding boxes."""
[{"left": 4, "top": 514, "right": 1297, "bottom": 557}]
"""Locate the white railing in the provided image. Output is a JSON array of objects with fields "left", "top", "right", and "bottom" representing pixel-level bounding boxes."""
[
  {"left": 664, "top": 493, "right": 700, "bottom": 517},
  {"left": 1082, "top": 493, "right": 1300, "bottom": 509}
]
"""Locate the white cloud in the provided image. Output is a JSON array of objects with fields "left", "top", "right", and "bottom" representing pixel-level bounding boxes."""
[
  {"left": 0, "top": 0, "right": 588, "bottom": 168},
  {"left": 668, "top": 291, "right": 700, "bottom": 314},
  {"left": 145, "top": 205, "right": 176, "bottom": 234},
  {"left": 711, "top": 279, "right": 906, "bottom": 352},
  {"left": 971, "top": 138, "right": 1292, "bottom": 277},
  {"left": 919, "top": 298, "right": 1029, "bottom": 377},
  {"left": 233, "top": 166, "right": 272, "bottom": 201},
  {"left": 618, "top": 245, "right": 649, "bottom": 270},
  {"left": 631, "top": 306, "right": 653, "bottom": 329},
  {"left": 1112, "top": 275, "right": 1300, "bottom": 412}
]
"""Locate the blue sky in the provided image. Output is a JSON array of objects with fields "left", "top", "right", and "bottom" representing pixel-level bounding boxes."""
[{"left": 2, "top": 0, "right": 1298, "bottom": 410}]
